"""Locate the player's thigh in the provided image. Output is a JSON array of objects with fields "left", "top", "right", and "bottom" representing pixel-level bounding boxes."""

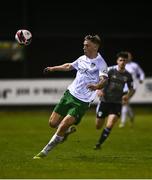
[{"left": 49, "top": 111, "right": 63, "bottom": 128}]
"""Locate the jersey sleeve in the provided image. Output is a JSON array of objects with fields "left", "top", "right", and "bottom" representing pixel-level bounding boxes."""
[
  {"left": 71, "top": 58, "right": 79, "bottom": 70},
  {"left": 108, "top": 65, "right": 117, "bottom": 72},
  {"left": 99, "top": 61, "right": 108, "bottom": 77}
]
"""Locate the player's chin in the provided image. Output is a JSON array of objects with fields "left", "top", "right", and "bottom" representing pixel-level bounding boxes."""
[{"left": 84, "top": 50, "right": 87, "bottom": 54}]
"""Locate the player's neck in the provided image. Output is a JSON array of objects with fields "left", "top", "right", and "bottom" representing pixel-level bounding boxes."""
[
  {"left": 118, "top": 67, "right": 125, "bottom": 72},
  {"left": 87, "top": 52, "right": 98, "bottom": 59}
]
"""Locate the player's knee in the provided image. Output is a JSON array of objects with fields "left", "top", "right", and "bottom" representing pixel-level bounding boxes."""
[
  {"left": 58, "top": 121, "right": 70, "bottom": 133},
  {"left": 49, "top": 121, "right": 56, "bottom": 128},
  {"left": 48, "top": 117, "right": 57, "bottom": 128},
  {"left": 96, "top": 118, "right": 104, "bottom": 129}
]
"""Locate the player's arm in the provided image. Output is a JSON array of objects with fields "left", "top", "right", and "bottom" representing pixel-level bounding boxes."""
[
  {"left": 87, "top": 63, "right": 108, "bottom": 91},
  {"left": 122, "top": 88, "right": 135, "bottom": 104},
  {"left": 43, "top": 63, "right": 74, "bottom": 73},
  {"left": 87, "top": 75, "right": 108, "bottom": 91},
  {"left": 123, "top": 88, "right": 135, "bottom": 100},
  {"left": 122, "top": 74, "right": 135, "bottom": 103}
]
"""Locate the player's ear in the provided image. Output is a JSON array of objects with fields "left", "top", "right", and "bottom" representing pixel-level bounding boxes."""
[{"left": 94, "top": 44, "right": 98, "bottom": 50}]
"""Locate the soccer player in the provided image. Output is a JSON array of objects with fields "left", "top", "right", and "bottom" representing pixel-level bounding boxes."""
[
  {"left": 33, "top": 34, "right": 108, "bottom": 159},
  {"left": 119, "top": 51, "right": 145, "bottom": 128},
  {"left": 94, "top": 51, "right": 135, "bottom": 150}
]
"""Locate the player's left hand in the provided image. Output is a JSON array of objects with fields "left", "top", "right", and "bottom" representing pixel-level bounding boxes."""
[
  {"left": 97, "top": 90, "right": 104, "bottom": 97},
  {"left": 122, "top": 95, "right": 129, "bottom": 104}
]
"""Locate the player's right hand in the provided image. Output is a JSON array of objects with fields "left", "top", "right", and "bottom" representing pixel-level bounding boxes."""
[{"left": 43, "top": 67, "right": 52, "bottom": 74}]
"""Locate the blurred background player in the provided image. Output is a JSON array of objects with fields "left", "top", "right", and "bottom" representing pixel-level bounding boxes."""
[
  {"left": 94, "top": 51, "right": 135, "bottom": 150},
  {"left": 119, "top": 51, "right": 145, "bottom": 128}
]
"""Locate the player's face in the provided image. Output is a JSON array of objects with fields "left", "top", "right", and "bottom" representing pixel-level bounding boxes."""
[
  {"left": 83, "top": 40, "right": 98, "bottom": 58},
  {"left": 117, "top": 57, "right": 127, "bottom": 70}
]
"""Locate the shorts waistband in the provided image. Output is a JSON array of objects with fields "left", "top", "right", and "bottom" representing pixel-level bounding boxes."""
[{"left": 66, "top": 90, "right": 90, "bottom": 106}]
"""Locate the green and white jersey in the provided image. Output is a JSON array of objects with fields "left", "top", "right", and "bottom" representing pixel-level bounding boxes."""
[{"left": 68, "top": 53, "right": 108, "bottom": 103}]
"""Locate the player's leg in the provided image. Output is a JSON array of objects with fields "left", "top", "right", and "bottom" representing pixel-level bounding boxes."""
[
  {"left": 48, "top": 111, "right": 75, "bottom": 136},
  {"left": 48, "top": 111, "right": 63, "bottom": 128},
  {"left": 33, "top": 91, "right": 69, "bottom": 159},
  {"left": 94, "top": 103, "right": 120, "bottom": 150},
  {"left": 62, "top": 125, "right": 76, "bottom": 142},
  {"left": 96, "top": 117, "right": 106, "bottom": 129},
  {"left": 33, "top": 114, "right": 76, "bottom": 159},
  {"left": 119, "top": 104, "right": 128, "bottom": 128},
  {"left": 94, "top": 101, "right": 107, "bottom": 149},
  {"left": 96, "top": 100, "right": 106, "bottom": 129},
  {"left": 48, "top": 111, "right": 76, "bottom": 140},
  {"left": 94, "top": 114, "right": 118, "bottom": 149},
  {"left": 128, "top": 105, "right": 135, "bottom": 127},
  {"left": 41, "top": 115, "right": 76, "bottom": 154},
  {"left": 128, "top": 105, "right": 134, "bottom": 120},
  {"left": 62, "top": 98, "right": 89, "bottom": 142},
  {"left": 119, "top": 91, "right": 129, "bottom": 128},
  {"left": 94, "top": 117, "right": 106, "bottom": 150},
  {"left": 39, "top": 91, "right": 89, "bottom": 156},
  {"left": 33, "top": 111, "right": 63, "bottom": 159},
  {"left": 33, "top": 90, "right": 89, "bottom": 159}
]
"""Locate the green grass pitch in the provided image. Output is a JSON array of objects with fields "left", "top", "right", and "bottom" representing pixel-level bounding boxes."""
[{"left": 0, "top": 106, "right": 152, "bottom": 178}]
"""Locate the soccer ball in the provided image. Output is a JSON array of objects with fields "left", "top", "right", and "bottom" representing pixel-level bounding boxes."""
[{"left": 15, "top": 29, "right": 32, "bottom": 45}]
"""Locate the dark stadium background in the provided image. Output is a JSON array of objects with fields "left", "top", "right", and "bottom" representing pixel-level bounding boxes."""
[{"left": 0, "top": 1, "right": 151, "bottom": 79}]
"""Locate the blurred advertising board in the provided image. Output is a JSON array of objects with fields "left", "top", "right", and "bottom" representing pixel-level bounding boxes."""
[{"left": 0, "top": 78, "right": 152, "bottom": 105}]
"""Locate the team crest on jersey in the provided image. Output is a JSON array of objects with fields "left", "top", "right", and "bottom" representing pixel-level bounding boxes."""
[
  {"left": 90, "top": 63, "right": 96, "bottom": 68},
  {"left": 112, "top": 75, "right": 117, "bottom": 79}
]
